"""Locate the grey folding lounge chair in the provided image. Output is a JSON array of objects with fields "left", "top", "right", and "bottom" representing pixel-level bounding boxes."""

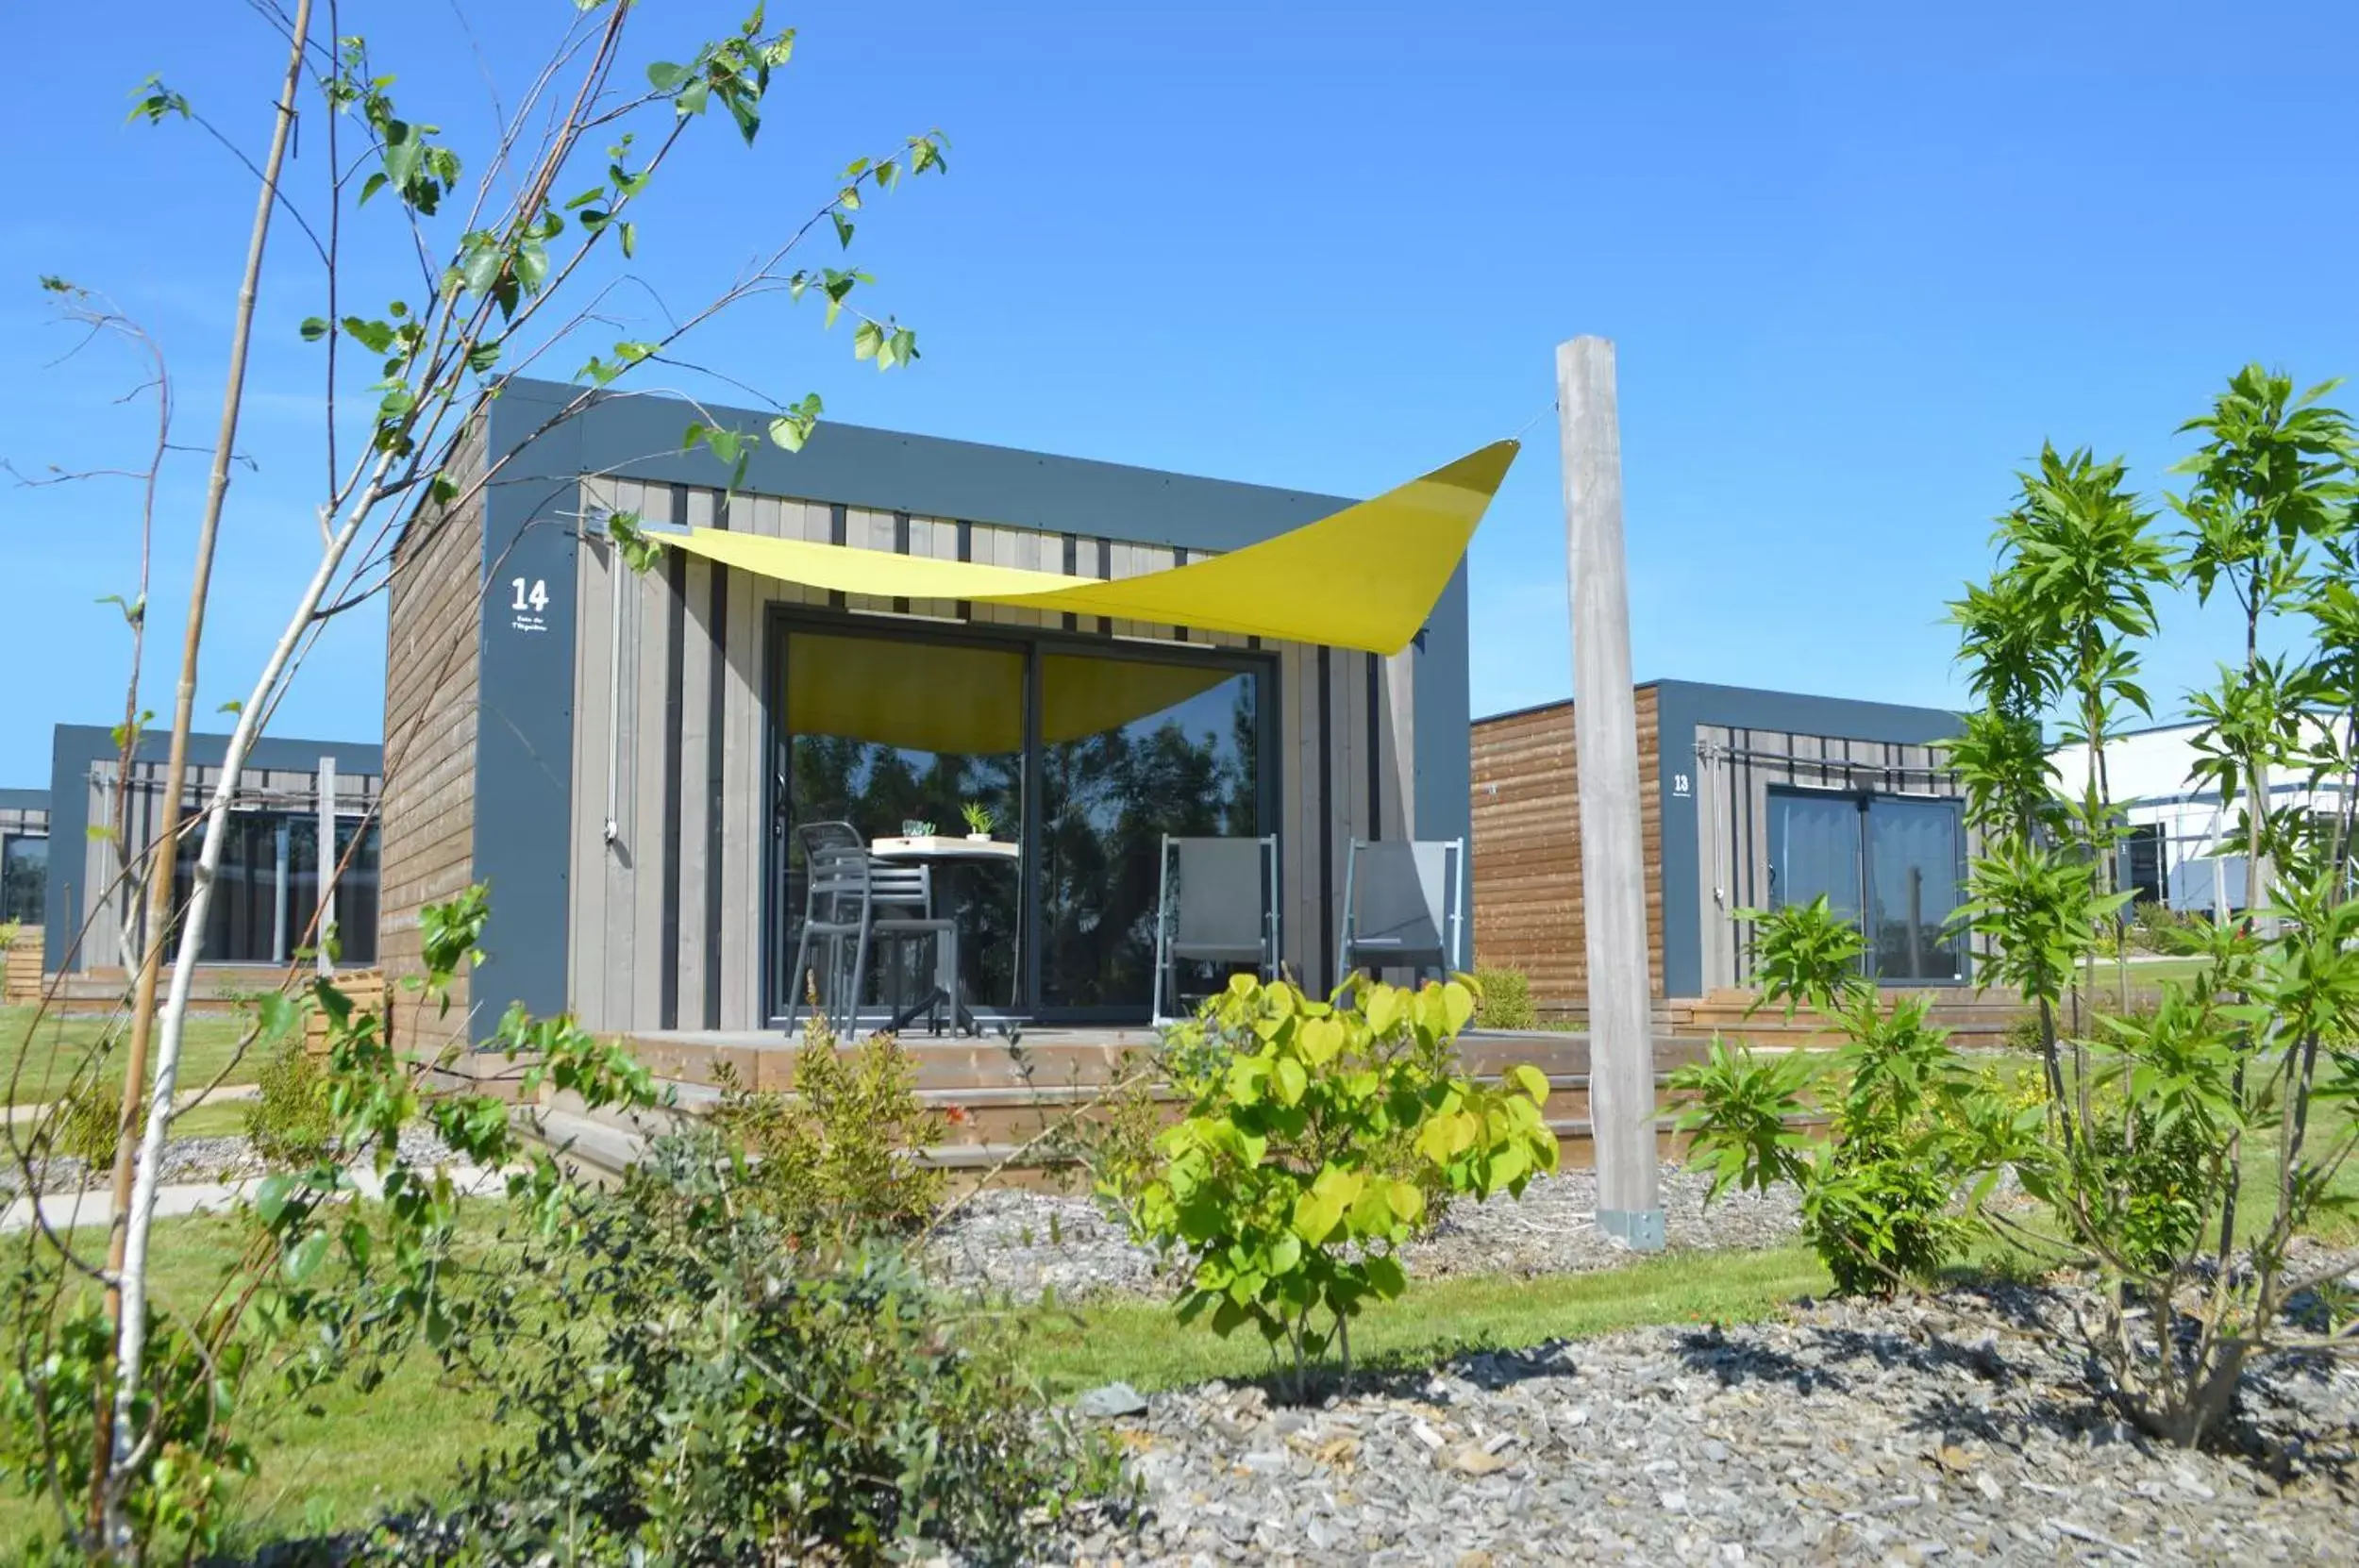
[
  {"left": 1151, "top": 835, "right": 1280, "bottom": 1025},
  {"left": 1335, "top": 838, "right": 1464, "bottom": 989}
]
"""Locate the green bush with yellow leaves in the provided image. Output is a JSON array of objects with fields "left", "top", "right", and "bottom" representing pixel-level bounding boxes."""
[{"left": 1108, "top": 973, "right": 1556, "bottom": 1393}]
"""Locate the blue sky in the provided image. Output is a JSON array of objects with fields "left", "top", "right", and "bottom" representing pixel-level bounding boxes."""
[{"left": 4, "top": 0, "right": 2356, "bottom": 786}]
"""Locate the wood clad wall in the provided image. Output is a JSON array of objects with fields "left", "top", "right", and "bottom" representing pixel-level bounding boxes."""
[
  {"left": 1691, "top": 724, "right": 1962, "bottom": 993},
  {"left": 564, "top": 479, "right": 1409, "bottom": 1032},
  {"left": 1468, "top": 690, "right": 1664, "bottom": 1017},
  {"left": 380, "top": 417, "right": 487, "bottom": 1053}
]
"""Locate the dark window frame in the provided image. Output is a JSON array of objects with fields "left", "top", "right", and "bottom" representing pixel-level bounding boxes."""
[
  {"left": 758, "top": 603, "right": 1281, "bottom": 1026},
  {"left": 1764, "top": 783, "right": 1971, "bottom": 987},
  {"left": 1, "top": 830, "right": 47, "bottom": 926}
]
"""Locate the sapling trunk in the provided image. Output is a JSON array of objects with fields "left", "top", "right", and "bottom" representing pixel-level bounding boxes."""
[{"left": 96, "top": 2, "right": 311, "bottom": 1545}]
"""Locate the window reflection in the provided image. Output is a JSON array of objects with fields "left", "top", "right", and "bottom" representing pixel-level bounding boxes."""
[{"left": 1041, "top": 654, "right": 1258, "bottom": 1009}]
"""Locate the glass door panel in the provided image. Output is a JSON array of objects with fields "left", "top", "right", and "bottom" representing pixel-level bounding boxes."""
[
  {"left": 1766, "top": 791, "right": 1863, "bottom": 927},
  {"left": 1039, "top": 652, "right": 1259, "bottom": 1011},
  {"left": 781, "top": 629, "right": 1025, "bottom": 1014},
  {"left": 1865, "top": 797, "right": 1963, "bottom": 981}
]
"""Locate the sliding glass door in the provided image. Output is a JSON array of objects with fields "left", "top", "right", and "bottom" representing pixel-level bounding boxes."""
[
  {"left": 1766, "top": 787, "right": 1966, "bottom": 983},
  {"left": 769, "top": 615, "right": 1271, "bottom": 1023}
]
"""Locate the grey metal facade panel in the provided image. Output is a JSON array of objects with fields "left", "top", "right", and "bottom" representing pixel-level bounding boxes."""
[
  {"left": 468, "top": 394, "right": 591, "bottom": 1021},
  {"left": 487, "top": 378, "right": 1360, "bottom": 552},
  {"left": 41, "top": 725, "right": 384, "bottom": 972},
  {"left": 1646, "top": 680, "right": 1962, "bottom": 998}
]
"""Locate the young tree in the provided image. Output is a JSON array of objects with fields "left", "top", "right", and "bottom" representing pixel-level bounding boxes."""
[{"left": 5, "top": 2, "right": 947, "bottom": 1555}]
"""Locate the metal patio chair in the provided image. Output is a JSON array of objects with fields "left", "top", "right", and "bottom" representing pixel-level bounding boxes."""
[
  {"left": 1335, "top": 837, "right": 1464, "bottom": 990},
  {"left": 1150, "top": 834, "right": 1280, "bottom": 1026},
  {"left": 785, "top": 821, "right": 957, "bottom": 1036}
]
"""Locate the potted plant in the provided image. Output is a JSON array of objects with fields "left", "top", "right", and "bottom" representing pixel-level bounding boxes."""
[
  {"left": 899, "top": 818, "right": 936, "bottom": 840},
  {"left": 961, "top": 802, "right": 996, "bottom": 842}
]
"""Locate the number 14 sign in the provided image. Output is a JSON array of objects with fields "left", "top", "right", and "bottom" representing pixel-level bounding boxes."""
[{"left": 510, "top": 575, "right": 551, "bottom": 634}]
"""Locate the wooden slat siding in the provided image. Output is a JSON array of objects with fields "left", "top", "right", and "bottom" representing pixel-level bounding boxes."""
[
  {"left": 677, "top": 550, "right": 712, "bottom": 1024},
  {"left": 630, "top": 545, "right": 671, "bottom": 1029},
  {"left": 567, "top": 523, "right": 611, "bottom": 1024},
  {"left": 1469, "top": 690, "right": 1665, "bottom": 1019},
  {"left": 721, "top": 552, "right": 761, "bottom": 1028},
  {"left": 1637, "top": 685, "right": 1664, "bottom": 994},
  {"left": 381, "top": 413, "right": 485, "bottom": 1051}
]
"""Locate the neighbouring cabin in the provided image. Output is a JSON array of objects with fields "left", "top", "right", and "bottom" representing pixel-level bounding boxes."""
[
  {"left": 37, "top": 725, "right": 383, "bottom": 979},
  {"left": 381, "top": 379, "right": 1483, "bottom": 1051},
  {"left": 1472, "top": 681, "right": 1968, "bottom": 1018}
]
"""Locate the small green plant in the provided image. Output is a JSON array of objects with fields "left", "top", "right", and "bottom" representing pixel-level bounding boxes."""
[
  {"left": 961, "top": 800, "right": 996, "bottom": 836},
  {"left": 243, "top": 1039, "right": 336, "bottom": 1165},
  {"left": 708, "top": 1009, "right": 945, "bottom": 1253},
  {"left": 1106, "top": 974, "right": 1556, "bottom": 1393},
  {"left": 1470, "top": 967, "right": 1537, "bottom": 1030}
]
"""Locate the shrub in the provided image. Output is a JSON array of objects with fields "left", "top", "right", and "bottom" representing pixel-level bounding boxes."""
[
  {"left": 244, "top": 1039, "right": 336, "bottom": 1165},
  {"left": 706, "top": 1009, "right": 945, "bottom": 1253},
  {"left": 54, "top": 1079, "right": 128, "bottom": 1168},
  {"left": 1674, "top": 900, "right": 1978, "bottom": 1295},
  {"left": 1471, "top": 967, "right": 1538, "bottom": 1030},
  {"left": 1104, "top": 974, "right": 1556, "bottom": 1392},
  {"left": 371, "top": 1131, "right": 1120, "bottom": 1566}
]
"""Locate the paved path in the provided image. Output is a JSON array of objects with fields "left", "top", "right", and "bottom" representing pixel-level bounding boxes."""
[
  {"left": 1, "top": 1163, "right": 517, "bottom": 1233},
  {"left": 4, "top": 1081, "right": 259, "bottom": 1127}
]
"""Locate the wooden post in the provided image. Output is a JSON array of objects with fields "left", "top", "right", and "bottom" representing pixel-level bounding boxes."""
[{"left": 1558, "top": 337, "right": 1664, "bottom": 1249}]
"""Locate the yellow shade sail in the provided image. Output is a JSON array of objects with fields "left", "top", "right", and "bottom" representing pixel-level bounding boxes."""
[
  {"left": 783, "top": 630, "right": 1246, "bottom": 757},
  {"left": 664, "top": 440, "right": 1518, "bottom": 657}
]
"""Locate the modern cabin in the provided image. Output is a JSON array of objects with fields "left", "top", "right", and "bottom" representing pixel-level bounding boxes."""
[
  {"left": 1471, "top": 681, "right": 1968, "bottom": 1017},
  {"left": 36, "top": 724, "right": 382, "bottom": 976},
  {"left": 379, "top": 379, "right": 1504, "bottom": 1049}
]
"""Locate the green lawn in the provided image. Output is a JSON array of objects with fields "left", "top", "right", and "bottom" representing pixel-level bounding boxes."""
[
  {"left": 0, "top": 1212, "right": 1829, "bottom": 1556},
  {"left": 3, "top": 1004, "right": 261, "bottom": 1109}
]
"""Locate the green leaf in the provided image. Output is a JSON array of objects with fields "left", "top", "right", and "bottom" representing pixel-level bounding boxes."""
[
  {"left": 831, "top": 211, "right": 855, "bottom": 249},
  {"left": 1506, "top": 1063, "right": 1550, "bottom": 1106},
  {"left": 285, "top": 1229, "right": 329, "bottom": 1284},
  {"left": 1364, "top": 1254, "right": 1407, "bottom": 1298},
  {"left": 253, "top": 1173, "right": 293, "bottom": 1226},
  {"left": 645, "top": 60, "right": 689, "bottom": 91},
  {"left": 299, "top": 317, "right": 328, "bottom": 342},
  {"left": 619, "top": 222, "right": 637, "bottom": 259},
  {"left": 1265, "top": 1233, "right": 1302, "bottom": 1276},
  {"left": 1293, "top": 1190, "right": 1343, "bottom": 1245},
  {"left": 1270, "top": 1055, "right": 1308, "bottom": 1108}
]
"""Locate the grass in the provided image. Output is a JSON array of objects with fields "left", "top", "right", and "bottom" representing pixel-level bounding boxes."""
[
  {"left": 0, "top": 1211, "right": 1829, "bottom": 1556},
  {"left": 3, "top": 1004, "right": 262, "bottom": 1109},
  {"left": 1018, "top": 1244, "right": 1831, "bottom": 1395}
]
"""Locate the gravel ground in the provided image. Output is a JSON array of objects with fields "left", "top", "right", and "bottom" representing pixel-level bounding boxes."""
[
  {"left": 924, "top": 1165, "right": 1803, "bottom": 1301},
  {"left": 1048, "top": 1287, "right": 2359, "bottom": 1565},
  {"left": 0, "top": 1127, "right": 460, "bottom": 1196}
]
